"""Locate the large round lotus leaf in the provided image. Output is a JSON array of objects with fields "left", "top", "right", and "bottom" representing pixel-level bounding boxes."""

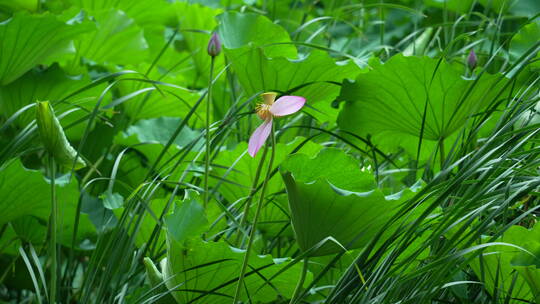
[
  {"left": 71, "top": 9, "right": 149, "bottom": 67},
  {"left": 163, "top": 195, "right": 311, "bottom": 303},
  {"left": 510, "top": 20, "right": 540, "bottom": 69},
  {"left": 164, "top": 239, "right": 311, "bottom": 304},
  {"left": 470, "top": 225, "right": 540, "bottom": 303},
  {"left": 0, "top": 0, "right": 38, "bottom": 12},
  {"left": 70, "top": 0, "right": 172, "bottom": 26},
  {"left": 337, "top": 54, "right": 508, "bottom": 142},
  {"left": 217, "top": 11, "right": 297, "bottom": 58},
  {"left": 479, "top": 0, "right": 540, "bottom": 17},
  {"left": 281, "top": 148, "right": 422, "bottom": 256},
  {"left": 0, "top": 160, "right": 94, "bottom": 246},
  {"left": 0, "top": 12, "right": 91, "bottom": 85},
  {"left": 0, "top": 65, "right": 106, "bottom": 140},
  {"left": 512, "top": 240, "right": 540, "bottom": 304}
]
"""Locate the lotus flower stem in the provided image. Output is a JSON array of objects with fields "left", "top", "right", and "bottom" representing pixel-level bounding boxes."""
[
  {"left": 234, "top": 144, "right": 268, "bottom": 247},
  {"left": 233, "top": 125, "right": 276, "bottom": 303},
  {"left": 204, "top": 56, "right": 215, "bottom": 208},
  {"left": 48, "top": 154, "right": 58, "bottom": 304}
]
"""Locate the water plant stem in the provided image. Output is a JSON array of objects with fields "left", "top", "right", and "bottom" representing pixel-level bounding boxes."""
[
  {"left": 289, "top": 257, "right": 309, "bottom": 304},
  {"left": 204, "top": 56, "right": 215, "bottom": 208},
  {"left": 439, "top": 138, "right": 445, "bottom": 168},
  {"left": 48, "top": 155, "right": 57, "bottom": 304},
  {"left": 234, "top": 145, "right": 268, "bottom": 247},
  {"left": 232, "top": 126, "right": 276, "bottom": 303},
  {"left": 379, "top": 0, "right": 385, "bottom": 46}
]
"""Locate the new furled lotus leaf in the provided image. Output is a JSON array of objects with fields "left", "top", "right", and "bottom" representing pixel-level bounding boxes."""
[{"left": 35, "top": 101, "right": 86, "bottom": 170}]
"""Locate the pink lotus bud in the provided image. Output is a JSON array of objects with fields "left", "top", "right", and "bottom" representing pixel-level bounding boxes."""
[
  {"left": 467, "top": 49, "right": 477, "bottom": 70},
  {"left": 207, "top": 32, "right": 221, "bottom": 57}
]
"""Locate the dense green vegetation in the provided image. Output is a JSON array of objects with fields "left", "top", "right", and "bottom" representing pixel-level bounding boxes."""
[{"left": 0, "top": 0, "right": 539, "bottom": 303}]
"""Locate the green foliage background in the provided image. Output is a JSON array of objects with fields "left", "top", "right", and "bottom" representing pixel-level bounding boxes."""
[{"left": 0, "top": 0, "right": 538, "bottom": 303}]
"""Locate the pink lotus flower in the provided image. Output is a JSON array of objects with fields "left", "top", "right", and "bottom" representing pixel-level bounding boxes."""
[{"left": 248, "top": 92, "right": 306, "bottom": 157}]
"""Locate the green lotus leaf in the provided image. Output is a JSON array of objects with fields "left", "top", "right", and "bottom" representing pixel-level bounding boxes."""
[
  {"left": 70, "top": 9, "right": 149, "bottom": 69},
  {"left": 509, "top": 225, "right": 540, "bottom": 303},
  {"left": 281, "top": 148, "right": 422, "bottom": 256},
  {"left": 112, "top": 117, "right": 202, "bottom": 190},
  {"left": 165, "top": 194, "right": 208, "bottom": 244},
  {"left": 0, "top": 0, "right": 38, "bottom": 12},
  {"left": 338, "top": 54, "right": 508, "bottom": 143},
  {"left": 0, "top": 223, "right": 20, "bottom": 255},
  {"left": 510, "top": 241, "right": 540, "bottom": 303},
  {"left": 0, "top": 160, "right": 94, "bottom": 245},
  {"left": 70, "top": 0, "right": 173, "bottom": 26},
  {"left": 100, "top": 190, "right": 123, "bottom": 210},
  {"left": 161, "top": 193, "right": 311, "bottom": 303},
  {"left": 470, "top": 224, "right": 540, "bottom": 303},
  {"left": 0, "top": 65, "right": 106, "bottom": 139},
  {"left": 510, "top": 20, "right": 540, "bottom": 68},
  {"left": 516, "top": 266, "right": 540, "bottom": 304},
  {"left": 10, "top": 216, "right": 47, "bottom": 245},
  {"left": 116, "top": 75, "right": 205, "bottom": 126},
  {"left": 144, "top": 257, "right": 164, "bottom": 287},
  {"left": 164, "top": 238, "right": 310, "bottom": 304},
  {"left": 478, "top": 0, "right": 540, "bottom": 17},
  {"left": 164, "top": 239, "right": 311, "bottom": 303},
  {"left": 0, "top": 11, "right": 91, "bottom": 85},
  {"left": 124, "top": 117, "right": 201, "bottom": 149},
  {"left": 217, "top": 11, "right": 297, "bottom": 58}
]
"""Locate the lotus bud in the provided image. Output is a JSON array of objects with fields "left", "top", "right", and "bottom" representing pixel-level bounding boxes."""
[
  {"left": 207, "top": 32, "right": 221, "bottom": 57},
  {"left": 467, "top": 49, "right": 477, "bottom": 70}
]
